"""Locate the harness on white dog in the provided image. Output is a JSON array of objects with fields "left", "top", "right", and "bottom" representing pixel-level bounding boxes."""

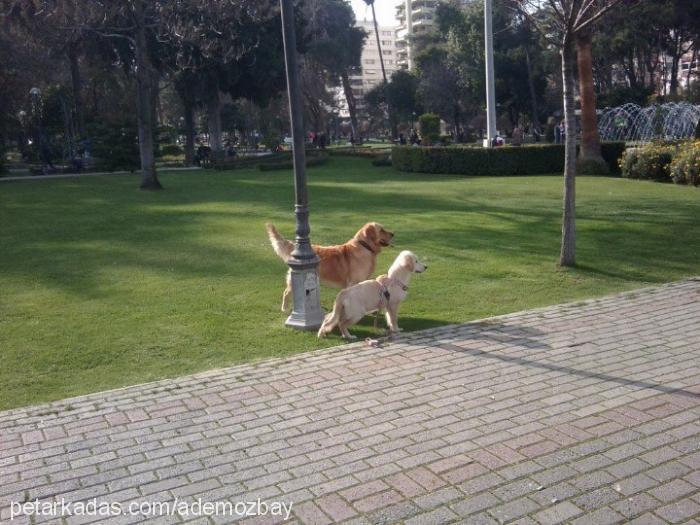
[
  {"left": 373, "top": 277, "right": 408, "bottom": 331},
  {"left": 376, "top": 277, "right": 408, "bottom": 310}
]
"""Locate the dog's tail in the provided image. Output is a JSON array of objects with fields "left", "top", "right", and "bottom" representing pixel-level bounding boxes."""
[
  {"left": 318, "top": 295, "right": 344, "bottom": 338},
  {"left": 266, "top": 223, "right": 294, "bottom": 262}
]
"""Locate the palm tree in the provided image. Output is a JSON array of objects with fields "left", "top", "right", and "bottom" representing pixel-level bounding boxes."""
[
  {"left": 576, "top": 29, "right": 607, "bottom": 173},
  {"left": 363, "top": 0, "right": 396, "bottom": 139}
]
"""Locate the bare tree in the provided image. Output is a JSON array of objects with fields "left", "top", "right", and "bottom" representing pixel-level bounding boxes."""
[{"left": 513, "top": 0, "right": 623, "bottom": 267}]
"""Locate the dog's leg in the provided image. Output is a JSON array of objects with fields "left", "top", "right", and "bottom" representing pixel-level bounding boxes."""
[
  {"left": 385, "top": 305, "right": 401, "bottom": 333},
  {"left": 339, "top": 323, "right": 357, "bottom": 341},
  {"left": 281, "top": 271, "right": 292, "bottom": 312}
]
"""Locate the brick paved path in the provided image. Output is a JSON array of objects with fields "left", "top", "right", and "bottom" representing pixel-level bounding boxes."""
[{"left": 1, "top": 280, "right": 699, "bottom": 525}]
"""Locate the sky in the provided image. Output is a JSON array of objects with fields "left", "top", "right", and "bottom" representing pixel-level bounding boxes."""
[{"left": 349, "top": 0, "right": 399, "bottom": 27}]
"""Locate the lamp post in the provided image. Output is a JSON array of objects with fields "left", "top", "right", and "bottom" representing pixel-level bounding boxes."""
[
  {"left": 279, "top": 0, "right": 324, "bottom": 330},
  {"left": 483, "top": 0, "right": 497, "bottom": 148}
]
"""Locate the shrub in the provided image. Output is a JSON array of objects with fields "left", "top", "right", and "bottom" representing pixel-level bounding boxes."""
[
  {"left": 261, "top": 130, "right": 281, "bottom": 152},
  {"left": 577, "top": 157, "right": 609, "bottom": 176},
  {"left": 419, "top": 113, "right": 440, "bottom": 146},
  {"left": 619, "top": 142, "right": 675, "bottom": 181},
  {"left": 328, "top": 147, "right": 391, "bottom": 158},
  {"left": 159, "top": 144, "right": 183, "bottom": 157},
  {"left": 371, "top": 155, "right": 392, "bottom": 167},
  {"left": 258, "top": 156, "right": 328, "bottom": 171},
  {"left": 600, "top": 142, "right": 626, "bottom": 174},
  {"left": 392, "top": 142, "right": 625, "bottom": 176},
  {"left": 87, "top": 120, "right": 140, "bottom": 172},
  {"left": 669, "top": 140, "right": 700, "bottom": 186}
]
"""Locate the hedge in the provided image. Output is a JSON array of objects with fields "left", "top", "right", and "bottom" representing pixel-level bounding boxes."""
[
  {"left": 392, "top": 142, "right": 626, "bottom": 176},
  {"left": 211, "top": 150, "right": 324, "bottom": 171},
  {"left": 258, "top": 156, "right": 328, "bottom": 171},
  {"left": 328, "top": 147, "right": 391, "bottom": 158}
]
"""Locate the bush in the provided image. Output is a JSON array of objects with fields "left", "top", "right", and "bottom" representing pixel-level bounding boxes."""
[
  {"left": 159, "top": 144, "right": 183, "bottom": 157},
  {"left": 87, "top": 120, "right": 140, "bottom": 172},
  {"left": 328, "top": 147, "right": 390, "bottom": 158},
  {"left": 261, "top": 130, "right": 281, "bottom": 152},
  {"left": 619, "top": 142, "right": 675, "bottom": 181},
  {"left": 600, "top": 142, "right": 626, "bottom": 174},
  {"left": 392, "top": 142, "right": 625, "bottom": 176},
  {"left": 419, "top": 113, "right": 440, "bottom": 146},
  {"left": 371, "top": 155, "right": 392, "bottom": 167},
  {"left": 669, "top": 141, "right": 700, "bottom": 186},
  {"left": 258, "top": 156, "right": 328, "bottom": 171}
]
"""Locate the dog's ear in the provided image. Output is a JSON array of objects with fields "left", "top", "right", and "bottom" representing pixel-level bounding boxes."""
[
  {"left": 363, "top": 223, "right": 378, "bottom": 245},
  {"left": 404, "top": 253, "right": 415, "bottom": 271}
]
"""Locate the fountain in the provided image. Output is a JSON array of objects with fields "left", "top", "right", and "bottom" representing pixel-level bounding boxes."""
[{"left": 597, "top": 102, "right": 700, "bottom": 144}]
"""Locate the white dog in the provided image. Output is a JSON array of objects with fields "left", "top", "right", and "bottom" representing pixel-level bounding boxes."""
[{"left": 318, "top": 250, "right": 427, "bottom": 340}]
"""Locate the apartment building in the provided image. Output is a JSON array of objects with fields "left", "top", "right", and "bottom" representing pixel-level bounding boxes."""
[
  {"left": 395, "top": 0, "right": 438, "bottom": 69},
  {"left": 337, "top": 19, "right": 399, "bottom": 119}
]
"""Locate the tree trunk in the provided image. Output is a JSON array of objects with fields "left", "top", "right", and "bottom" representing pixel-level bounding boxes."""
[
  {"left": 134, "top": 0, "right": 161, "bottom": 190},
  {"left": 207, "top": 89, "right": 223, "bottom": 162},
  {"left": 560, "top": 36, "right": 576, "bottom": 267},
  {"left": 525, "top": 47, "right": 541, "bottom": 133},
  {"left": 576, "top": 31, "right": 605, "bottom": 168},
  {"left": 340, "top": 70, "right": 358, "bottom": 142},
  {"left": 67, "top": 42, "right": 85, "bottom": 138},
  {"left": 669, "top": 33, "right": 681, "bottom": 97},
  {"left": 687, "top": 48, "right": 697, "bottom": 94},
  {"left": 183, "top": 99, "right": 195, "bottom": 166}
]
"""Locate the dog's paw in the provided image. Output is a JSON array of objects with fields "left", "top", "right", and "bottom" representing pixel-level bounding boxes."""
[{"left": 344, "top": 334, "right": 358, "bottom": 341}]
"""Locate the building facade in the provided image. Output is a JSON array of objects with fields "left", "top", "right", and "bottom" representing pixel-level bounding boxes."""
[
  {"left": 395, "top": 0, "right": 438, "bottom": 70},
  {"left": 337, "top": 19, "right": 399, "bottom": 120}
]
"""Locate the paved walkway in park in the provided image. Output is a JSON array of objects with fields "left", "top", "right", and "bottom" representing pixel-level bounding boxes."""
[{"left": 1, "top": 280, "right": 699, "bottom": 525}]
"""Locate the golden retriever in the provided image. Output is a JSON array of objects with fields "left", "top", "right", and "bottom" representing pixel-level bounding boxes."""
[
  {"left": 266, "top": 222, "right": 394, "bottom": 311},
  {"left": 318, "top": 250, "right": 426, "bottom": 340}
]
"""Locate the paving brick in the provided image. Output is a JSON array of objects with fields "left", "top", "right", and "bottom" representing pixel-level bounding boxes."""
[
  {"left": 451, "top": 492, "right": 500, "bottom": 517},
  {"left": 571, "top": 507, "right": 625, "bottom": 525},
  {"left": 353, "top": 489, "right": 403, "bottom": 513},
  {"left": 649, "top": 479, "right": 697, "bottom": 503},
  {"left": 315, "top": 494, "right": 357, "bottom": 522},
  {"left": 404, "top": 506, "right": 458, "bottom": 525},
  {"left": 533, "top": 501, "right": 583, "bottom": 525},
  {"left": 654, "top": 499, "right": 700, "bottom": 523}
]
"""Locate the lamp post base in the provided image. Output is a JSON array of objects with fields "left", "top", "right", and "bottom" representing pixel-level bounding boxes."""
[{"left": 285, "top": 262, "right": 324, "bottom": 331}]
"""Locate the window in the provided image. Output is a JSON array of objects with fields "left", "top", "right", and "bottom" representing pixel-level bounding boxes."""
[
  {"left": 385, "top": 59, "right": 394, "bottom": 65},
  {"left": 382, "top": 31, "right": 392, "bottom": 36},
  {"left": 381, "top": 40, "right": 392, "bottom": 46},
  {"left": 364, "top": 59, "right": 376, "bottom": 65},
  {"left": 383, "top": 50, "right": 392, "bottom": 56}
]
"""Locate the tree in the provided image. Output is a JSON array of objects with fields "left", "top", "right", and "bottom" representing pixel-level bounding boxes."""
[
  {"left": 302, "top": 0, "right": 366, "bottom": 141},
  {"left": 515, "top": 0, "right": 622, "bottom": 267},
  {"left": 576, "top": 29, "right": 606, "bottom": 172}
]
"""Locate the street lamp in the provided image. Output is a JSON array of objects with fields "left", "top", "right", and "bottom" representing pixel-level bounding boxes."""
[
  {"left": 483, "top": 0, "right": 497, "bottom": 148},
  {"left": 279, "top": 0, "right": 324, "bottom": 330}
]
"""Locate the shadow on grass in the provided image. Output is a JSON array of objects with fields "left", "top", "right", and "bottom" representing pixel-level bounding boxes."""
[{"left": 1, "top": 161, "right": 699, "bottom": 300}]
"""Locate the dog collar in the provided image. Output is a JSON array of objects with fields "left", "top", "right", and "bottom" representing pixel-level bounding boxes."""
[
  {"left": 358, "top": 240, "right": 376, "bottom": 254},
  {"left": 386, "top": 277, "right": 408, "bottom": 292}
]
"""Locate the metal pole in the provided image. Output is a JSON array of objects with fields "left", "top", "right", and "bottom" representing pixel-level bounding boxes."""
[
  {"left": 279, "top": 0, "right": 324, "bottom": 330},
  {"left": 483, "top": 0, "right": 497, "bottom": 148}
]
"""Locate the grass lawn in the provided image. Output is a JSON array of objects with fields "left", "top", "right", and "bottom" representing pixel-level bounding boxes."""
[{"left": 1, "top": 157, "right": 698, "bottom": 410}]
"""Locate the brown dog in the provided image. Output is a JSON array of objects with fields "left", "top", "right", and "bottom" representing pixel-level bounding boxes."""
[{"left": 266, "top": 222, "right": 394, "bottom": 311}]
